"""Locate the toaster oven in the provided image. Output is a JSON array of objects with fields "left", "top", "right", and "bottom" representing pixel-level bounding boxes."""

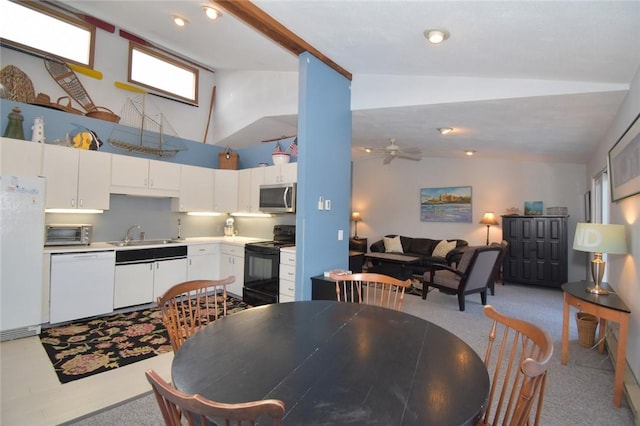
[{"left": 45, "top": 224, "right": 93, "bottom": 246}]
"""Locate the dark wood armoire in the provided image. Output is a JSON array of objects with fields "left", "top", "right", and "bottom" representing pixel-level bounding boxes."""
[{"left": 502, "top": 215, "right": 568, "bottom": 287}]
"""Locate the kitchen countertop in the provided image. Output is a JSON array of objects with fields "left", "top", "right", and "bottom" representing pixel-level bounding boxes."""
[{"left": 43, "top": 236, "right": 267, "bottom": 254}]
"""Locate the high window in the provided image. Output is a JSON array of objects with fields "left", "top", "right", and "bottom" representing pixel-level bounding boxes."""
[
  {"left": 0, "top": 0, "right": 94, "bottom": 67},
  {"left": 129, "top": 43, "right": 199, "bottom": 104}
]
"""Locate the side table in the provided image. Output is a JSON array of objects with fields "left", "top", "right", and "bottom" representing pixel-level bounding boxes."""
[
  {"left": 311, "top": 274, "right": 337, "bottom": 300},
  {"left": 561, "top": 281, "right": 630, "bottom": 407}
]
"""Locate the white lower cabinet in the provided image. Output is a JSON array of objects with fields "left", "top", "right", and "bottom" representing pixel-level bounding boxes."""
[
  {"left": 279, "top": 249, "right": 296, "bottom": 302},
  {"left": 187, "top": 244, "right": 221, "bottom": 281},
  {"left": 114, "top": 263, "right": 154, "bottom": 309},
  {"left": 114, "top": 258, "right": 187, "bottom": 309},
  {"left": 153, "top": 258, "right": 188, "bottom": 299},
  {"left": 220, "top": 244, "right": 244, "bottom": 297}
]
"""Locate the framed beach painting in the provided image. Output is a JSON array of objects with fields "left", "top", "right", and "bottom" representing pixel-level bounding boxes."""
[
  {"left": 420, "top": 186, "right": 472, "bottom": 223},
  {"left": 608, "top": 112, "right": 640, "bottom": 202},
  {"left": 524, "top": 201, "right": 543, "bottom": 215}
]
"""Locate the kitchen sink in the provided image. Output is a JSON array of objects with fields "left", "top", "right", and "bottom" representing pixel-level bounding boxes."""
[{"left": 108, "top": 239, "right": 181, "bottom": 247}]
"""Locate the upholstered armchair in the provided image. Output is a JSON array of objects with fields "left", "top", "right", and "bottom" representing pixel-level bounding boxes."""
[{"left": 422, "top": 246, "right": 502, "bottom": 311}]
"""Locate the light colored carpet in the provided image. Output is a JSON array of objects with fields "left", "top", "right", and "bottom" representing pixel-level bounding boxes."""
[{"left": 67, "top": 283, "right": 636, "bottom": 425}]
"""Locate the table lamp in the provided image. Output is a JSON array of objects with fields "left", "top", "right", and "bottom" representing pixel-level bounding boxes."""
[
  {"left": 480, "top": 212, "right": 499, "bottom": 245},
  {"left": 573, "top": 223, "right": 627, "bottom": 295},
  {"left": 351, "top": 212, "right": 362, "bottom": 239}
]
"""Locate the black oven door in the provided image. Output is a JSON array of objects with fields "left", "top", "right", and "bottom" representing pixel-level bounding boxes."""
[{"left": 244, "top": 247, "right": 279, "bottom": 306}]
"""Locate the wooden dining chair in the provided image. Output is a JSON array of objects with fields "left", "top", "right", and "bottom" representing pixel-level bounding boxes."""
[
  {"left": 157, "top": 276, "right": 235, "bottom": 352},
  {"left": 331, "top": 273, "right": 411, "bottom": 311},
  {"left": 145, "top": 369, "right": 285, "bottom": 426},
  {"left": 479, "top": 305, "right": 553, "bottom": 426}
]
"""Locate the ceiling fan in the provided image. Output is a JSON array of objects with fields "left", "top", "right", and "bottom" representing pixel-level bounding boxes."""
[{"left": 371, "top": 138, "right": 422, "bottom": 164}]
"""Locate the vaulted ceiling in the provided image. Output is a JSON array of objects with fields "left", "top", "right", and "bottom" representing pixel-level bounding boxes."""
[{"left": 60, "top": 1, "right": 640, "bottom": 164}]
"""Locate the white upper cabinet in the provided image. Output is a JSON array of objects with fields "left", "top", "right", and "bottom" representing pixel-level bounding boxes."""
[
  {"left": 41, "top": 144, "right": 111, "bottom": 210},
  {"left": 172, "top": 164, "right": 215, "bottom": 212},
  {"left": 214, "top": 169, "right": 238, "bottom": 213},
  {"left": 111, "top": 155, "right": 180, "bottom": 197},
  {"left": 77, "top": 150, "right": 111, "bottom": 210},
  {"left": 263, "top": 162, "right": 297, "bottom": 185},
  {"left": 237, "top": 168, "right": 264, "bottom": 213},
  {"left": 1, "top": 137, "right": 43, "bottom": 176}
]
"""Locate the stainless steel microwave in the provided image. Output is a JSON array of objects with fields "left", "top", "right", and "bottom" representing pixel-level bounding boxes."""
[
  {"left": 45, "top": 224, "right": 93, "bottom": 246},
  {"left": 259, "top": 183, "right": 296, "bottom": 213}
]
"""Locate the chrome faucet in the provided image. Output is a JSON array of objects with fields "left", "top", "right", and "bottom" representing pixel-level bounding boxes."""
[{"left": 123, "top": 224, "right": 141, "bottom": 244}]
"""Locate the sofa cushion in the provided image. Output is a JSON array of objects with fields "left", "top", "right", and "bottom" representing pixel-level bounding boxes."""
[
  {"left": 383, "top": 236, "right": 404, "bottom": 253},
  {"left": 409, "top": 238, "right": 438, "bottom": 255},
  {"left": 433, "top": 240, "right": 457, "bottom": 257}
]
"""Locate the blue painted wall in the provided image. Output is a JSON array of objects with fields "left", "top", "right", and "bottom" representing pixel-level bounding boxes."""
[
  {"left": 1, "top": 100, "right": 221, "bottom": 167},
  {"left": 1, "top": 99, "right": 291, "bottom": 169},
  {"left": 296, "top": 53, "right": 352, "bottom": 300}
]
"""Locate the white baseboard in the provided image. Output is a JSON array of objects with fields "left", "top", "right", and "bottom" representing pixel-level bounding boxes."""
[
  {"left": 0, "top": 324, "right": 41, "bottom": 342},
  {"left": 606, "top": 324, "right": 640, "bottom": 425}
]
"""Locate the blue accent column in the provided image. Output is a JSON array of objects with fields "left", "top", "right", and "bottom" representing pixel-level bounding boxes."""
[{"left": 296, "top": 53, "right": 352, "bottom": 300}]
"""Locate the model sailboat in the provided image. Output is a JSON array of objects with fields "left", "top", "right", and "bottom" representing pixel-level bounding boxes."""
[{"left": 108, "top": 95, "right": 186, "bottom": 158}]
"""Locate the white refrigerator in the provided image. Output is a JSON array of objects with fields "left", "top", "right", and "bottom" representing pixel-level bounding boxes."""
[{"left": 0, "top": 175, "right": 45, "bottom": 340}]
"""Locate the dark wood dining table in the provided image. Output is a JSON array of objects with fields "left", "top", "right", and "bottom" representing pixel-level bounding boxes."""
[{"left": 171, "top": 300, "right": 489, "bottom": 425}]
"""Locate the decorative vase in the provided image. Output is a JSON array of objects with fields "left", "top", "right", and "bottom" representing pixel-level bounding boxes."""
[{"left": 3, "top": 107, "right": 25, "bottom": 140}]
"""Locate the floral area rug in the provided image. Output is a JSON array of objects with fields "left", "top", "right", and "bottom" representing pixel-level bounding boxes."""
[{"left": 39, "top": 295, "right": 249, "bottom": 384}]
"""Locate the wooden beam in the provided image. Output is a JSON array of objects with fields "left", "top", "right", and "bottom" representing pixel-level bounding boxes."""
[{"left": 213, "top": 0, "right": 352, "bottom": 81}]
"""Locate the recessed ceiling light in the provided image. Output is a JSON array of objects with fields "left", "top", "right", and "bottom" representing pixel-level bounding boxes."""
[
  {"left": 364, "top": 147, "right": 372, "bottom": 153},
  {"left": 172, "top": 15, "right": 188, "bottom": 27},
  {"left": 203, "top": 6, "right": 221, "bottom": 20},
  {"left": 465, "top": 150, "right": 476, "bottom": 156},
  {"left": 424, "top": 29, "right": 450, "bottom": 44},
  {"left": 438, "top": 127, "right": 453, "bottom": 135}
]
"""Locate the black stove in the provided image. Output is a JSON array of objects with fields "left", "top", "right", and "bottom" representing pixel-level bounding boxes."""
[{"left": 243, "top": 225, "right": 295, "bottom": 306}]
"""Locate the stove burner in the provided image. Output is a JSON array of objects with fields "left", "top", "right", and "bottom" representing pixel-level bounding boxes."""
[{"left": 247, "top": 241, "right": 295, "bottom": 249}]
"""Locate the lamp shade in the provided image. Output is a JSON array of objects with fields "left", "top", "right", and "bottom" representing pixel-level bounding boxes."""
[
  {"left": 480, "top": 212, "right": 499, "bottom": 226},
  {"left": 351, "top": 212, "right": 362, "bottom": 222},
  {"left": 573, "top": 223, "right": 627, "bottom": 254}
]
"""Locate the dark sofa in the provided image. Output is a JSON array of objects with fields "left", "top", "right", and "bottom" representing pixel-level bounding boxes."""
[{"left": 368, "top": 235, "right": 468, "bottom": 279}]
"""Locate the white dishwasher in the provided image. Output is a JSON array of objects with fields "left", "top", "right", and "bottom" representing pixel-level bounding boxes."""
[{"left": 50, "top": 251, "right": 115, "bottom": 324}]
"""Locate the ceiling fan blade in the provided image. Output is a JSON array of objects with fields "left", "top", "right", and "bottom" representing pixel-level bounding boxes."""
[
  {"left": 402, "top": 147, "right": 421, "bottom": 155},
  {"left": 383, "top": 155, "right": 394, "bottom": 164},
  {"left": 398, "top": 153, "right": 422, "bottom": 161}
]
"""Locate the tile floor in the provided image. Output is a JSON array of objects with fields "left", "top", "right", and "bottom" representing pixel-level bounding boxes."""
[{"left": 0, "top": 335, "right": 172, "bottom": 425}]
